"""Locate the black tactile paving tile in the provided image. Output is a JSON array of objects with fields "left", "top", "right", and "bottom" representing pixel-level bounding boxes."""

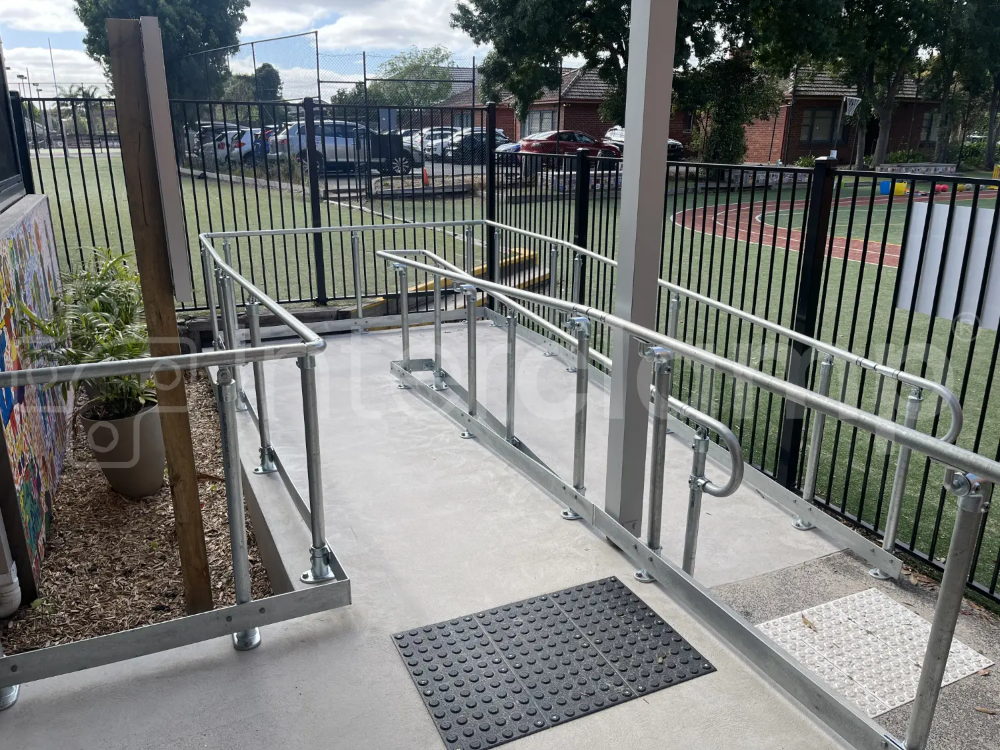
[{"left": 392, "top": 577, "right": 716, "bottom": 749}]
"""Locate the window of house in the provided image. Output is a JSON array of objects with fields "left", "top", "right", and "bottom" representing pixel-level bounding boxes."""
[
  {"left": 683, "top": 113, "right": 694, "bottom": 133},
  {"left": 920, "top": 112, "right": 939, "bottom": 143},
  {"left": 799, "top": 108, "right": 837, "bottom": 144},
  {"left": 525, "top": 110, "right": 555, "bottom": 135},
  {"left": 451, "top": 112, "right": 472, "bottom": 128}
]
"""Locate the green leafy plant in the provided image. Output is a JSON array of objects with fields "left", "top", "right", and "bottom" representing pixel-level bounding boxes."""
[
  {"left": 794, "top": 155, "right": 817, "bottom": 168},
  {"left": 21, "top": 248, "right": 156, "bottom": 421},
  {"left": 886, "top": 149, "right": 927, "bottom": 164}
]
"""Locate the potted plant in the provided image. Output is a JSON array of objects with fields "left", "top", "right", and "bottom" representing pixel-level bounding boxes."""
[{"left": 23, "top": 249, "right": 164, "bottom": 498}]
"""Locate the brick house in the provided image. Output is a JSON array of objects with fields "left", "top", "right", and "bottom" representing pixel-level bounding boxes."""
[
  {"left": 440, "top": 67, "right": 694, "bottom": 149},
  {"left": 743, "top": 68, "right": 939, "bottom": 164}
]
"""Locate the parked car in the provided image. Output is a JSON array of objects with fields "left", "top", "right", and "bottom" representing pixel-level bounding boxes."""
[
  {"left": 270, "top": 120, "right": 415, "bottom": 175},
  {"left": 399, "top": 129, "right": 425, "bottom": 163},
  {"left": 201, "top": 130, "right": 241, "bottom": 169},
  {"left": 603, "top": 125, "right": 685, "bottom": 161},
  {"left": 427, "top": 127, "right": 509, "bottom": 160},
  {"left": 228, "top": 127, "right": 262, "bottom": 163},
  {"left": 420, "top": 126, "right": 461, "bottom": 159},
  {"left": 518, "top": 130, "right": 622, "bottom": 161},
  {"left": 442, "top": 131, "right": 510, "bottom": 164},
  {"left": 495, "top": 142, "right": 521, "bottom": 167}
]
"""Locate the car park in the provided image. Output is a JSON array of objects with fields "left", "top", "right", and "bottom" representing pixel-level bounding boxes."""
[
  {"left": 270, "top": 120, "right": 415, "bottom": 175},
  {"left": 518, "top": 130, "right": 622, "bottom": 159}
]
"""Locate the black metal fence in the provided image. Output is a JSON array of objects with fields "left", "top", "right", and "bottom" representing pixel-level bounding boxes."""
[
  {"left": 15, "top": 92, "right": 1000, "bottom": 606},
  {"left": 17, "top": 95, "right": 485, "bottom": 312}
]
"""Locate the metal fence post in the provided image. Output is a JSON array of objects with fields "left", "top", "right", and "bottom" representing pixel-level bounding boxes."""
[
  {"left": 432, "top": 274, "right": 446, "bottom": 391},
  {"left": 218, "top": 265, "right": 247, "bottom": 412},
  {"left": 297, "top": 354, "right": 337, "bottom": 584},
  {"left": 683, "top": 429, "right": 710, "bottom": 576},
  {"left": 871, "top": 386, "right": 924, "bottom": 579},
  {"left": 9, "top": 92, "right": 35, "bottom": 194},
  {"left": 776, "top": 157, "right": 837, "bottom": 490},
  {"left": 667, "top": 293, "right": 680, "bottom": 340},
  {"left": 303, "top": 97, "right": 328, "bottom": 306},
  {"left": 563, "top": 317, "right": 591, "bottom": 520},
  {"left": 460, "top": 285, "right": 478, "bottom": 438},
  {"left": 793, "top": 353, "right": 835, "bottom": 530},
  {"left": 486, "top": 102, "right": 498, "bottom": 309},
  {"left": 904, "top": 473, "right": 989, "bottom": 750},
  {"left": 506, "top": 312, "right": 517, "bottom": 443},
  {"left": 395, "top": 264, "right": 410, "bottom": 375},
  {"left": 351, "top": 230, "right": 365, "bottom": 327},
  {"left": 246, "top": 300, "right": 276, "bottom": 474},
  {"left": 216, "top": 365, "right": 261, "bottom": 652},
  {"left": 635, "top": 347, "right": 673, "bottom": 583},
  {"left": 572, "top": 148, "right": 590, "bottom": 305}
]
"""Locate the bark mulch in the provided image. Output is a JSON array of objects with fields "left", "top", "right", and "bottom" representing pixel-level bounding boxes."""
[{"left": 1, "top": 371, "right": 271, "bottom": 654}]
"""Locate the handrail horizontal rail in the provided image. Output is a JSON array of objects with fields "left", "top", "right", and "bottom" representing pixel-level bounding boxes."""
[
  {"left": 538, "top": 243, "right": 963, "bottom": 445},
  {"left": 375, "top": 251, "right": 1000, "bottom": 487},
  {"left": 0, "top": 238, "right": 324, "bottom": 390}
]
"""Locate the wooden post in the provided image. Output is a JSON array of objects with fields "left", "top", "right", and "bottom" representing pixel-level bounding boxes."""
[{"left": 107, "top": 18, "right": 213, "bottom": 614}]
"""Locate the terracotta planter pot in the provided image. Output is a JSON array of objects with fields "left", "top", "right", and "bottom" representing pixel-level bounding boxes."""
[{"left": 80, "top": 405, "right": 166, "bottom": 498}]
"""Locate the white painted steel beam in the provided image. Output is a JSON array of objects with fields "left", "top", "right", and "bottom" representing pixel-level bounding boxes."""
[{"left": 605, "top": 0, "right": 680, "bottom": 535}]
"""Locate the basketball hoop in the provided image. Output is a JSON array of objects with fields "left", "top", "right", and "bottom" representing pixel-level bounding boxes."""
[{"left": 845, "top": 96, "right": 862, "bottom": 117}]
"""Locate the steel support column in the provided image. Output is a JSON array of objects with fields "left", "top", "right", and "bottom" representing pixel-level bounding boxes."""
[{"left": 604, "top": 0, "right": 679, "bottom": 536}]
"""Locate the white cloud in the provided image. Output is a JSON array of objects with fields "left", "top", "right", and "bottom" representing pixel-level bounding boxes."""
[
  {"left": 316, "top": 4, "right": 476, "bottom": 53},
  {"left": 2, "top": 46, "right": 107, "bottom": 96},
  {"left": 0, "top": 0, "right": 83, "bottom": 33},
  {"left": 243, "top": 3, "right": 331, "bottom": 38}
]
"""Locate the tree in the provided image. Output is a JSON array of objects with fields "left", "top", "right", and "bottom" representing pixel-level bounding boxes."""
[
  {"left": 366, "top": 46, "right": 456, "bottom": 106},
  {"left": 74, "top": 0, "right": 248, "bottom": 100},
  {"left": 455, "top": 0, "right": 727, "bottom": 123},
  {"left": 674, "top": 55, "right": 784, "bottom": 164},
  {"left": 825, "top": 0, "right": 935, "bottom": 168},
  {"left": 455, "top": 0, "right": 837, "bottom": 140},
  {"left": 221, "top": 63, "right": 282, "bottom": 101}
]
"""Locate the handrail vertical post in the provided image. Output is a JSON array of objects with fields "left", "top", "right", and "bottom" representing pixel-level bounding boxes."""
[
  {"left": 682, "top": 428, "right": 710, "bottom": 576},
  {"left": 544, "top": 245, "right": 559, "bottom": 357},
  {"left": 216, "top": 364, "right": 261, "bottom": 651},
  {"left": 571, "top": 253, "right": 583, "bottom": 307},
  {"left": 871, "top": 386, "right": 923, "bottom": 579},
  {"left": 218, "top": 269, "right": 247, "bottom": 411},
  {"left": 667, "top": 292, "right": 680, "bottom": 340},
  {"left": 395, "top": 263, "right": 411, "bottom": 375},
  {"left": 635, "top": 347, "right": 673, "bottom": 583},
  {"left": 563, "top": 317, "right": 590, "bottom": 521},
  {"left": 465, "top": 224, "right": 475, "bottom": 275},
  {"left": 202, "top": 250, "right": 221, "bottom": 350},
  {"left": 460, "top": 285, "right": 478, "bottom": 438},
  {"left": 351, "top": 230, "right": 365, "bottom": 329},
  {"left": 432, "top": 274, "right": 446, "bottom": 391},
  {"left": 246, "top": 300, "right": 276, "bottom": 474},
  {"left": 793, "top": 354, "right": 835, "bottom": 530},
  {"left": 904, "top": 473, "right": 989, "bottom": 750},
  {"left": 297, "top": 354, "right": 337, "bottom": 584},
  {"left": 506, "top": 311, "right": 517, "bottom": 443}
]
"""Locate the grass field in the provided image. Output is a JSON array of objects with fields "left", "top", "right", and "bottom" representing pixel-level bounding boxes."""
[{"left": 29, "top": 153, "right": 1000, "bottom": 597}]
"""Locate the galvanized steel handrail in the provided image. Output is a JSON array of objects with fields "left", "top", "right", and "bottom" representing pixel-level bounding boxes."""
[
  {"left": 669, "top": 400, "right": 744, "bottom": 497},
  {"left": 376, "top": 251, "right": 1000, "bottom": 486},
  {"left": 549, "top": 238, "right": 964, "bottom": 445},
  {"left": 381, "top": 247, "right": 745, "bottom": 495}
]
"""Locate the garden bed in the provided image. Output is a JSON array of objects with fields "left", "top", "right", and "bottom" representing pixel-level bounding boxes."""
[{"left": 0, "top": 372, "right": 271, "bottom": 654}]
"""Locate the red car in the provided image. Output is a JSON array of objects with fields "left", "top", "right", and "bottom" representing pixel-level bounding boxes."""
[{"left": 519, "top": 130, "right": 622, "bottom": 158}]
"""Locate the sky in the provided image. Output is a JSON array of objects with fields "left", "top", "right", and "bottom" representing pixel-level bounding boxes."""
[{"left": 0, "top": 0, "right": 489, "bottom": 97}]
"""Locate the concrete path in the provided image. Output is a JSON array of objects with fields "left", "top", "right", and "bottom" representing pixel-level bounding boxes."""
[{"left": 0, "top": 321, "right": 851, "bottom": 750}]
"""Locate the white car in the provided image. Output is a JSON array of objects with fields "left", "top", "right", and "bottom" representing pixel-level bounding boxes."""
[
  {"left": 201, "top": 130, "right": 240, "bottom": 170},
  {"left": 420, "top": 127, "right": 461, "bottom": 159},
  {"left": 227, "top": 128, "right": 262, "bottom": 163},
  {"left": 424, "top": 127, "right": 508, "bottom": 160}
]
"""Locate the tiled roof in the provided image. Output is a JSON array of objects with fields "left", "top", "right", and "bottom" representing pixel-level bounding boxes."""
[
  {"left": 789, "top": 67, "right": 922, "bottom": 100},
  {"left": 535, "top": 68, "right": 610, "bottom": 102}
]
